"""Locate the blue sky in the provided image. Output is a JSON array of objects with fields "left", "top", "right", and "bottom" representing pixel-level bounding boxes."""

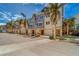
[
  {"left": 64, "top": 3, "right": 79, "bottom": 18},
  {"left": 0, "top": 3, "right": 79, "bottom": 25}
]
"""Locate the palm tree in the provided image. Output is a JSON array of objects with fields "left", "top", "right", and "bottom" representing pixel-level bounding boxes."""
[
  {"left": 20, "top": 12, "right": 27, "bottom": 34},
  {"left": 6, "top": 21, "right": 14, "bottom": 33},
  {"left": 43, "top": 3, "right": 65, "bottom": 39},
  {"left": 64, "top": 17, "right": 75, "bottom": 35},
  {"left": 21, "top": 12, "right": 26, "bottom": 27},
  {"left": 18, "top": 19, "right": 23, "bottom": 34}
]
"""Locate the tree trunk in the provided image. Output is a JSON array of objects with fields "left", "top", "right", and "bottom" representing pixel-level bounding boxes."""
[
  {"left": 53, "top": 24, "right": 56, "bottom": 39},
  {"left": 24, "top": 27, "right": 26, "bottom": 35},
  {"left": 24, "top": 23, "right": 26, "bottom": 35},
  {"left": 67, "top": 24, "right": 69, "bottom": 35},
  {"left": 19, "top": 25, "right": 21, "bottom": 34},
  {"left": 52, "top": 24, "right": 53, "bottom": 37},
  {"left": 60, "top": 26, "right": 62, "bottom": 37}
]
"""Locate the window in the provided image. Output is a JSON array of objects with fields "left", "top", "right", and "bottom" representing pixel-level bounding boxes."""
[
  {"left": 36, "top": 23, "right": 42, "bottom": 26},
  {"left": 29, "top": 25, "right": 33, "bottom": 28},
  {"left": 39, "top": 23, "right": 42, "bottom": 26},
  {"left": 46, "top": 21, "right": 50, "bottom": 25}
]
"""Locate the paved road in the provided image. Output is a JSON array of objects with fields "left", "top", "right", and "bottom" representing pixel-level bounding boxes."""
[{"left": 0, "top": 33, "right": 79, "bottom": 56}]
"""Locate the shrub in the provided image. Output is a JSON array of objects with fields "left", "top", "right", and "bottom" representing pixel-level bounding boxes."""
[
  {"left": 0, "top": 30, "right": 2, "bottom": 32},
  {"left": 69, "top": 38, "right": 75, "bottom": 42},
  {"left": 71, "top": 30, "right": 79, "bottom": 36},
  {"left": 49, "top": 35, "right": 54, "bottom": 40},
  {"left": 59, "top": 37, "right": 66, "bottom": 40}
]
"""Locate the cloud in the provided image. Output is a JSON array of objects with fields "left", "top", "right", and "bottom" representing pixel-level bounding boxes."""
[
  {"left": 4, "top": 12, "right": 11, "bottom": 16},
  {"left": 12, "top": 14, "right": 22, "bottom": 21},
  {"left": 0, "top": 23, "right": 6, "bottom": 25},
  {"left": 0, "top": 12, "right": 11, "bottom": 21},
  {"left": 0, "top": 12, "right": 23, "bottom": 23}
]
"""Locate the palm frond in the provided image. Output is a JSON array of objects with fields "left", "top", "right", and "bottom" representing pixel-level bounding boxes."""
[
  {"left": 58, "top": 3, "right": 66, "bottom": 8},
  {"left": 21, "top": 13, "right": 26, "bottom": 18}
]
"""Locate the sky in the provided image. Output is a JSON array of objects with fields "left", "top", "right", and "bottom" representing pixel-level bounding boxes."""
[
  {"left": 64, "top": 3, "right": 79, "bottom": 18},
  {"left": 0, "top": 3, "right": 79, "bottom": 25}
]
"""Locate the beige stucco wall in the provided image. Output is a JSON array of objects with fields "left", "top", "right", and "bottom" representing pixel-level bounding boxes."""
[
  {"left": 44, "top": 17, "right": 53, "bottom": 36},
  {"left": 44, "top": 28, "right": 52, "bottom": 36},
  {"left": 35, "top": 28, "right": 40, "bottom": 34}
]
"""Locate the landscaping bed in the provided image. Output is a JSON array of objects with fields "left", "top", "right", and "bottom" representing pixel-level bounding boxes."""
[{"left": 62, "top": 35, "right": 79, "bottom": 44}]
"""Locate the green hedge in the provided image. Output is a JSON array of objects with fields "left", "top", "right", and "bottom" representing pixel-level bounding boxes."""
[{"left": 49, "top": 35, "right": 54, "bottom": 40}]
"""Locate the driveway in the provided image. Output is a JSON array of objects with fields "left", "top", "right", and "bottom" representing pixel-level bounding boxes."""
[{"left": 0, "top": 33, "right": 79, "bottom": 56}]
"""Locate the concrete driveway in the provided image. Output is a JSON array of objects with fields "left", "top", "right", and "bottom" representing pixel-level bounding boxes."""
[{"left": 0, "top": 33, "right": 79, "bottom": 56}]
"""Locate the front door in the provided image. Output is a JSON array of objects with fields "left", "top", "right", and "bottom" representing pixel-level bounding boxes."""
[
  {"left": 32, "top": 30, "right": 35, "bottom": 35},
  {"left": 41, "top": 30, "right": 44, "bottom": 35}
]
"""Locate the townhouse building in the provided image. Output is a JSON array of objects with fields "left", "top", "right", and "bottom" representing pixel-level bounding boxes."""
[
  {"left": 27, "top": 4, "right": 63, "bottom": 37},
  {"left": 28, "top": 13, "right": 45, "bottom": 36},
  {"left": 27, "top": 7, "right": 63, "bottom": 37}
]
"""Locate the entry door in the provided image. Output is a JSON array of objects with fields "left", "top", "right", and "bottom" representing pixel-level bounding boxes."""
[
  {"left": 41, "top": 30, "right": 44, "bottom": 35},
  {"left": 32, "top": 30, "right": 34, "bottom": 34}
]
